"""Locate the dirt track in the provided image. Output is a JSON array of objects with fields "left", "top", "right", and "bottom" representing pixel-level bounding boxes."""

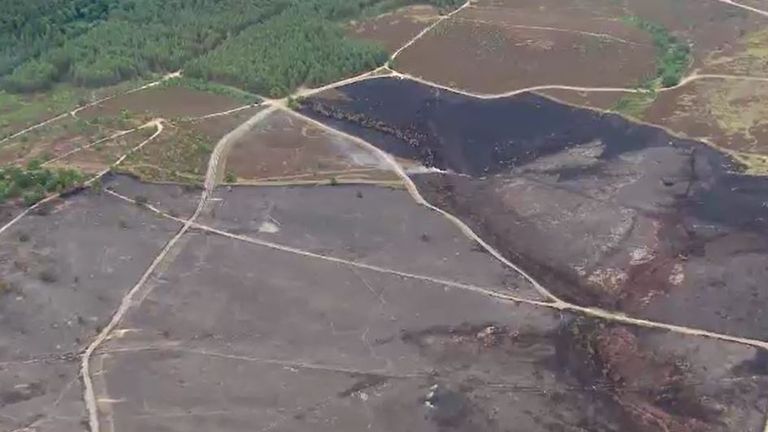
[{"left": 5, "top": 0, "right": 768, "bottom": 430}]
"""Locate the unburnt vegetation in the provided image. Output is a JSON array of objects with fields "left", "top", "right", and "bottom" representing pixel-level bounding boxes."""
[
  {"left": 1, "top": 0, "right": 464, "bottom": 96},
  {"left": 0, "top": 160, "right": 83, "bottom": 206}
]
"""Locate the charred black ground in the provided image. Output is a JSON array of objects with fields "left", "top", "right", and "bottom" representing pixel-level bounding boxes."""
[{"left": 300, "top": 77, "right": 768, "bottom": 339}]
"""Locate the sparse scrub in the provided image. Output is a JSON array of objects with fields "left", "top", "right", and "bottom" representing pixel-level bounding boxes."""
[
  {"left": 119, "top": 126, "right": 215, "bottom": 184},
  {"left": 0, "top": 162, "right": 83, "bottom": 206}
]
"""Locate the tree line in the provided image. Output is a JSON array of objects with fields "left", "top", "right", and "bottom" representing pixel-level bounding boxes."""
[{"left": 0, "top": 0, "right": 464, "bottom": 96}]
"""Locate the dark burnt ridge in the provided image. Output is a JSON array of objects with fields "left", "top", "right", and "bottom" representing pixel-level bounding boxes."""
[
  {"left": 301, "top": 77, "right": 768, "bottom": 337},
  {"left": 301, "top": 77, "right": 698, "bottom": 176},
  {"left": 300, "top": 76, "right": 767, "bottom": 233}
]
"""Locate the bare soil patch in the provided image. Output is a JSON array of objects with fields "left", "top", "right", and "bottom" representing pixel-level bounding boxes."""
[
  {"left": 395, "top": 18, "right": 656, "bottom": 94},
  {"left": 92, "top": 231, "right": 768, "bottom": 431},
  {"left": 0, "top": 191, "right": 181, "bottom": 430},
  {"left": 225, "top": 110, "right": 395, "bottom": 183},
  {"left": 348, "top": 5, "right": 441, "bottom": 52}
]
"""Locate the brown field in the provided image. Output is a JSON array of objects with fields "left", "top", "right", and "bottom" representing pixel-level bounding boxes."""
[
  {"left": 118, "top": 123, "right": 212, "bottom": 184},
  {"left": 643, "top": 78, "right": 768, "bottom": 154},
  {"left": 472, "top": 0, "right": 763, "bottom": 69},
  {"left": 347, "top": 5, "right": 440, "bottom": 52},
  {"left": 115, "top": 107, "right": 261, "bottom": 184},
  {"left": 78, "top": 86, "right": 247, "bottom": 120},
  {"left": 186, "top": 106, "right": 262, "bottom": 140},
  {"left": 225, "top": 110, "right": 396, "bottom": 183},
  {"left": 51, "top": 128, "right": 155, "bottom": 174},
  {"left": 396, "top": 0, "right": 765, "bottom": 94},
  {"left": 0, "top": 117, "right": 116, "bottom": 166},
  {"left": 702, "top": 28, "right": 768, "bottom": 75},
  {"left": 394, "top": 15, "right": 656, "bottom": 93}
]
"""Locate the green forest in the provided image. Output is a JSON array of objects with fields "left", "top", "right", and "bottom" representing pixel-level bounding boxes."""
[{"left": 0, "top": 0, "right": 464, "bottom": 97}]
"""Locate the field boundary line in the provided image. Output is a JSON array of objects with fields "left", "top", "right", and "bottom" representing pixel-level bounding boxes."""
[
  {"left": 0, "top": 72, "right": 179, "bottom": 147},
  {"left": 104, "top": 187, "right": 768, "bottom": 354},
  {"left": 451, "top": 18, "right": 646, "bottom": 45},
  {"left": 41, "top": 128, "right": 139, "bottom": 167},
  {"left": 183, "top": 103, "right": 258, "bottom": 121},
  {"left": 717, "top": 0, "right": 768, "bottom": 17},
  {"left": 279, "top": 106, "right": 561, "bottom": 303},
  {"left": 81, "top": 105, "right": 277, "bottom": 432},
  {"left": 0, "top": 120, "right": 163, "bottom": 238},
  {"left": 386, "top": 68, "right": 768, "bottom": 100},
  {"left": 388, "top": 0, "right": 472, "bottom": 65}
]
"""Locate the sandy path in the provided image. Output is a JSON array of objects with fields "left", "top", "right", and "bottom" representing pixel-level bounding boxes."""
[
  {"left": 69, "top": 1, "right": 768, "bottom": 430},
  {"left": 0, "top": 72, "right": 180, "bottom": 147},
  {"left": 452, "top": 18, "right": 647, "bottom": 46},
  {"left": 106, "top": 186, "right": 768, "bottom": 354},
  {"left": 80, "top": 105, "right": 278, "bottom": 432},
  {"left": 717, "top": 0, "right": 768, "bottom": 17}
]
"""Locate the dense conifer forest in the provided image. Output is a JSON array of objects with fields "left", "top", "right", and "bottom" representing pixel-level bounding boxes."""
[{"left": 0, "top": 0, "right": 463, "bottom": 96}]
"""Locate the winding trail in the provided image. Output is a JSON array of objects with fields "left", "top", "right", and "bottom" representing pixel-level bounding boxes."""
[
  {"left": 206, "top": 106, "right": 277, "bottom": 188},
  {"left": 387, "top": 68, "right": 768, "bottom": 100},
  {"left": 41, "top": 129, "right": 138, "bottom": 168},
  {"left": 80, "top": 105, "right": 277, "bottom": 432},
  {"left": 66, "top": 0, "right": 768, "bottom": 430},
  {"left": 0, "top": 72, "right": 180, "bottom": 147},
  {"left": 0, "top": 120, "right": 163, "bottom": 238},
  {"left": 104, "top": 187, "right": 768, "bottom": 355}
]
